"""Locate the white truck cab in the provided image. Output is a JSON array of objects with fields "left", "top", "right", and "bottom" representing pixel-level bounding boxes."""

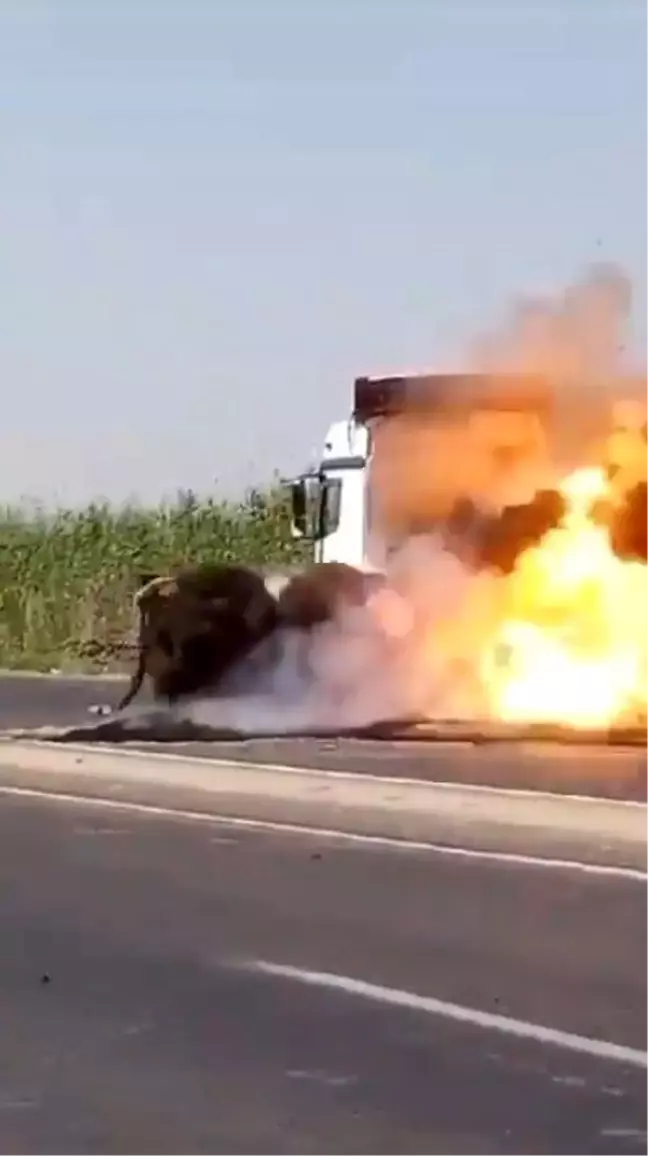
[
  {"left": 293, "top": 417, "right": 374, "bottom": 571},
  {"left": 287, "top": 370, "right": 646, "bottom": 573}
]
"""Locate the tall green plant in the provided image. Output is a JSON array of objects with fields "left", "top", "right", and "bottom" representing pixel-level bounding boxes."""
[{"left": 0, "top": 487, "right": 307, "bottom": 670}]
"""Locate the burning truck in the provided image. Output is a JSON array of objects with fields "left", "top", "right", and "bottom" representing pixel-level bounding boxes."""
[
  {"left": 119, "top": 368, "right": 647, "bottom": 737},
  {"left": 287, "top": 369, "right": 647, "bottom": 730},
  {"left": 99, "top": 265, "right": 645, "bottom": 738}
]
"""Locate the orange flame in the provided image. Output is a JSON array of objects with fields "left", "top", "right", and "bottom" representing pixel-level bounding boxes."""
[{"left": 480, "top": 466, "right": 647, "bottom": 727}]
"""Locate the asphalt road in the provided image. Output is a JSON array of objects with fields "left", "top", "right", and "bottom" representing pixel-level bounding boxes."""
[
  {"left": 0, "top": 787, "right": 645, "bottom": 1155},
  {"left": 0, "top": 674, "right": 646, "bottom": 800},
  {"left": 0, "top": 674, "right": 128, "bottom": 730}
]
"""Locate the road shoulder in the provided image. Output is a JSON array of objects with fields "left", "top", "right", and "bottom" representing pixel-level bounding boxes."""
[{"left": 0, "top": 739, "right": 644, "bottom": 874}]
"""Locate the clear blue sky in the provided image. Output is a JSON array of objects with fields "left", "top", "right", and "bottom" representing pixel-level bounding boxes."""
[{"left": 1, "top": 0, "right": 645, "bottom": 505}]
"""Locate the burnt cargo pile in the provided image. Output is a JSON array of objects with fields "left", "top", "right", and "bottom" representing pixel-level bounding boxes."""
[{"left": 118, "top": 561, "right": 382, "bottom": 712}]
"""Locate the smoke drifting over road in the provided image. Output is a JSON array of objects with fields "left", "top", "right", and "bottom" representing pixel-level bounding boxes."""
[
  {"left": 81, "top": 538, "right": 494, "bottom": 741},
  {"left": 183, "top": 538, "right": 494, "bottom": 733}
]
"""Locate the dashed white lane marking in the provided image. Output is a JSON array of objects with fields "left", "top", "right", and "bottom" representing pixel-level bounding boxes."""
[
  {"left": 600, "top": 1128, "right": 647, "bottom": 1140},
  {"left": 244, "top": 961, "right": 648, "bottom": 1069},
  {"left": 285, "top": 1069, "right": 358, "bottom": 1087},
  {"left": 0, "top": 784, "right": 644, "bottom": 881}
]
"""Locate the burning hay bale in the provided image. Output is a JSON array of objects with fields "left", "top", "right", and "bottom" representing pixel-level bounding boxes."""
[
  {"left": 116, "top": 563, "right": 279, "bottom": 711},
  {"left": 271, "top": 562, "right": 389, "bottom": 690},
  {"left": 275, "top": 562, "right": 382, "bottom": 629},
  {"left": 113, "top": 561, "right": 387, "bottom": 713}
]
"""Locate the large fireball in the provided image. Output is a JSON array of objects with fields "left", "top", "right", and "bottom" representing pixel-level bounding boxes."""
[{"left": 480, "top": 465, "right": 647, "bottom": 727}]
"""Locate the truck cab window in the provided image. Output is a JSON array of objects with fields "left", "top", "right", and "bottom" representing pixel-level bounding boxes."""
[{"left": 320, "top": 477, "right": 342, "bottom": 536}]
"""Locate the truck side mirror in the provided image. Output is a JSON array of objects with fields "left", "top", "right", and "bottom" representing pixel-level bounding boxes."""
[
  {"left": 290, "top": 479, "right": 309, "bottom": 537},
  {"left": 289, "top": 475, "right": 332, "bottom": 540}
]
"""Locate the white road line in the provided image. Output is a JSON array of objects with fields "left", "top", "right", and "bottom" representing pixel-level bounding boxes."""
[
  {"left": 245, "top": 960, "right": 648, "bottom": 1069},
  {"left": 0, "top": 784, "right": 645, "bottom": 881},
  {"left": 6, "top": 739, "right": 646, "bottom": 809},
  {"left": 0, "top": 670, "right": 127, "bottom": 681}
]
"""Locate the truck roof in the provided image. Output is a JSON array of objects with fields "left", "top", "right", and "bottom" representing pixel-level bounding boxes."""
[
  {"left": 353, "top": 371, "right": 646, "bottom": 424},
  {"left": 322, "top": 419, "right": 369, "bottom": 462}
]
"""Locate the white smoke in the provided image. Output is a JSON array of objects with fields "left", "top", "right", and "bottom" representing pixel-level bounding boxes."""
[
  {"left": 77, "top": 539, "right": 493, "bottom": 743},
  {"left": 175, "top": 536, "right": 501, "bottom": 736}
]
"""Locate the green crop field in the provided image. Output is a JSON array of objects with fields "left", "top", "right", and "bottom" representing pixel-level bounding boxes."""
[{"left": 0, "top": 487, "right": 307, "bottom": 672}]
